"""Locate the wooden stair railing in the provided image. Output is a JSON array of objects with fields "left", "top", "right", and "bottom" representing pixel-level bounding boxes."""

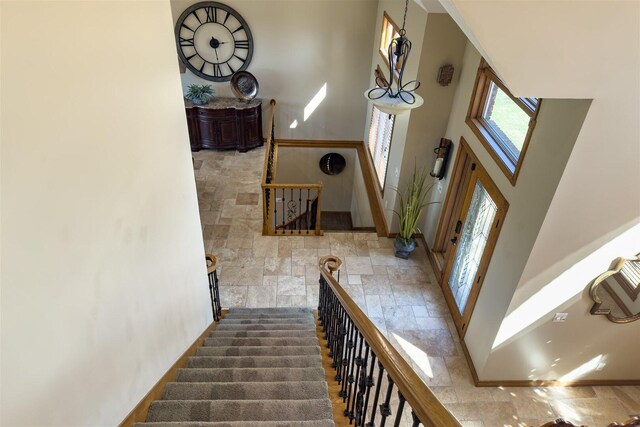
[
  {"left": 318, "top": 256, "right": 461, "bottom": 427},
  {"left": 260, "top": 99, "right": 324, "bottom": 236}
]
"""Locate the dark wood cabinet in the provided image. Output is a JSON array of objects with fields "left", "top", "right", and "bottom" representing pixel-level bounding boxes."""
[{"left": 186, "top": 98, "right": 263, "bottom": 152}]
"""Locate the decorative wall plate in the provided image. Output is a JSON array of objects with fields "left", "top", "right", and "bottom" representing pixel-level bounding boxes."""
[{"left": 230, "top": 71, "right": 259, "bottom": 101}]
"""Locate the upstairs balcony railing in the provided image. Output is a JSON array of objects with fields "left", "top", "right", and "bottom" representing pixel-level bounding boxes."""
[
  {"left": 261, "top": 100, "right": 323, "bottom": 236},
  {"left": 318, "top": 256, "right": 461, "bottom": 427}
]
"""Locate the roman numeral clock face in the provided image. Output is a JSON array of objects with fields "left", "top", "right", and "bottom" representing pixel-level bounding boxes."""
[{"left": 175, "top": 2, "right": 253, "bottom": 81}]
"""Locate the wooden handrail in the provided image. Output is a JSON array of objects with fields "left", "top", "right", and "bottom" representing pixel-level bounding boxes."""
[
  {"left": 319, "top": 256, "right": 461, "bottom": 427},
  {"left": 261, "top": 99, "right": 277, "bottom": 185},
  {"left": 262, "top": 183, "right": 323, "bottom": 190},
  {"left": 204, "top": 253, "right": 218, "bottom": 274}
]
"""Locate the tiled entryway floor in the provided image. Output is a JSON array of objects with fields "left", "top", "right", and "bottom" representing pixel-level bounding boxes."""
[{"left": 193, "top": 147, "right": 640, "bottom": 427}]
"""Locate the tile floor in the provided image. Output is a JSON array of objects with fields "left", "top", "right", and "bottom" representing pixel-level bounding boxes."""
[{"left": 193, "top": 147, "right": 640, "bottom": 427}]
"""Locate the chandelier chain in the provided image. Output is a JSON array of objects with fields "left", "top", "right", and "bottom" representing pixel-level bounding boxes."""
[{"left": 401, "top": 0, "right": 409, "bottom": 31}]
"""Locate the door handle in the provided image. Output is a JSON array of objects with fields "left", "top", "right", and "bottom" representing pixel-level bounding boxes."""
[
  {"left": 454, "top": 220, "right": 463, "bottom": 234},
  {"left": 450, "top": 236, "right": 458, "bottom": 245}
]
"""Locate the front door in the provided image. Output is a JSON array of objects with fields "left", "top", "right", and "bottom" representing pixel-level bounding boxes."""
[{"left": 440, "top": 142, "right": 508, "bottom": 337}]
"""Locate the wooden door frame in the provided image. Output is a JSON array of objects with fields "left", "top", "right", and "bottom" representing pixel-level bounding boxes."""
[
  {"left": 431, "top": 138, "right": 480, "bottom": 280},
  {"left": 435, "top": 137, "right": 509, "bottom": 337}
]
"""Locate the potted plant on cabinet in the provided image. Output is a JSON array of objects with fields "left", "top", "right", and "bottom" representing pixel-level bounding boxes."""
[
  {"left": 185, "top": 84, "right": 215, "bottom": 105},
  {"left": 393, "top": 166, "right": 436, "bottom": 259}
]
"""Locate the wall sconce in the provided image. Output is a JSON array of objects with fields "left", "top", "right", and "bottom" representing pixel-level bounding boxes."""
[{"left": 430, "top": 138, "right": 452, "bottom": 180}]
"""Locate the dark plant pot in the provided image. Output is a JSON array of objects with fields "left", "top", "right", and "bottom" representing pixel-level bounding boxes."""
[{"left": 394, "top": 236, "right": 416, "bottom": 259}]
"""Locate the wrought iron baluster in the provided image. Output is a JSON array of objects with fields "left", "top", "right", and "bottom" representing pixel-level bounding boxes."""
[
  {"left": 307, "top": 189, "right": 311, "bottom": 234},
  {"left": 332, "top": 305, "right": 344, "bottom": 373},
  {"left": 411, "top": 410, "right": 420, "bottom": 427},
  {"left": 290, "top": 188, "right": 294, "bottom": 234},
  {"left": 340, "top": 317, "right": 355, "bottom": 395},
  {"left": 360, "top": 350, "right": 376, "bottom": 427},
  {"left": 346, "top": 331, "right": 364, "bottom": 421},
  {"left": 336, "top": 310, "right": 349, "bottom": 383},
  {"left": 392, "top": 391, "right": 406, "bottom": 427},
  {"left": 213, "top": 269, "right": 221, "bottom": 319},
  {"left": 208, "top": 270, "right": 218, "bottom": 322},
  {"left": 281, "top": 188, "right": 285, "bottom": 234},
  {"left": 273, "top": 189, "right": 277, "bottom": 231},
  {"left": 366, "top": 362, "right": 385, "bottom": 427},
  {"left": 379, "top": 375, "right": 394, "bottom": 427},
  {"left": 299, "top": 188, "right": 302, "bottom": 234},
  {"left": 353, "top": 338, "right": 369, "bottom": 425}
]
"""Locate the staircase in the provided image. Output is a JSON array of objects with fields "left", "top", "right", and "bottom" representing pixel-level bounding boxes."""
[{"left": 135, "top": 308, "right": 334, "bottom": 426}]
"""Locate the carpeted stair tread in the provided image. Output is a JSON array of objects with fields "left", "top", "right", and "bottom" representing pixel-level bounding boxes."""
[
  {"left": 196, "top": 346, "right": 320, "bottom": 357},
  {"left": 139, "top": 308, "right": 330, "bottom": 426},
  {"left": 220, "top": 318, "right": 313, "bottom": 324},
  {"left": 186, "top": 355, "right": 321, "bottom": 369},
  {"left": 222, "top": 313, "right": 315, "bottom": 320},
  {"left": 146, "top": 399, "right": 333, "bottom": 422},
  {"left": 228, "top": 308, "right": 313, "bottom": 315},
  {"left": 209, "top": 330, "right": 316, "bottom": 338},
  {"left": 176, "top": 367, "right": 325, "bottom": 383},
  {"left": 163, "top": 381, "right": 328, "bottom": 400},
  {"left": 203, "top": 337, "right": 318, "bottom": 347},
  {"left": 215, "top": 324, "right": 316, "bottom": 331},
  {"left": 135, "top": 421, "right": 334, "bottom": 427}
]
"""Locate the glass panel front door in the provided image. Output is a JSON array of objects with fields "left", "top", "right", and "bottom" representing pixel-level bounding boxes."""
[{"left": 448, "top": 180, "right": 498, "bottom": 315}]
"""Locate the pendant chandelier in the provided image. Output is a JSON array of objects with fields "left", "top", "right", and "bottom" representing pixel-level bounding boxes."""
[{"left": 365, "top": 0, "right": 423, "bottom": 115}]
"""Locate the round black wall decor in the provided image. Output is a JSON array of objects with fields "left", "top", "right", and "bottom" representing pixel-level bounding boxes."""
[{"left": 319, "top": 153, "right": 346, "bottom": 175}]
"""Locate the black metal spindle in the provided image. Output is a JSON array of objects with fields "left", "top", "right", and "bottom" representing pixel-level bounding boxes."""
[
  {"left": 273, "top": 188, "right": 277, "bottom": 231},
  {"left": 307, "top": 189, "right": 311, "bottom": 234},
  {"left": 411, "top": 410, "right": 420, "bottom": 427},
  {"left": 354, "top": 340, "right": 369, "bottom": 425},
  {"left": 366, "top": 362, "right": 385, "bottom": 427},
  {"left": 298, "top": 188, "right": 302, "bottom": 234},
  {"left": 340, "top": 319, "right": 355, "bottom": 397},
  {"left": 393, "top": 391, "right": 406, "bottom": 427},
  {"left": 360, "top": 351, "right": 376, "bottom": 427},
  {"left": 213, "top": 269, "right": 221, "bottom": 319},
  {"left": 281, "top": 188, "right": 285, "bottom": 234},
  {"left": 290, "top": 188, "right": 294, "bottom": 234},
  {"left": 346, "top": 331, "right": 364, "bottom": 421},
  {"left": 379, "top": 375, "right": 394, "bottom": 427},
  {"left": 207, "top": 271, "right": 218, "bottom": 322}
]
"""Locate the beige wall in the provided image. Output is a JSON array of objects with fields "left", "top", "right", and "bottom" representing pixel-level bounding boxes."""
[
  {"left": 0, "top": 2, "right": 210, "bottom": 425},
  {"left": 442, "top": 0, "right": 640, "bottom": 381},
  {"left": 171, "top": 0, "right": 377, "bottom": 141},
  {"left": 395, "top": 13, "right": 467, "bottom": 239},
  {"left": 364, "top": 0, "right": 429, "bottom": 229},
  {"left": 351, "top": 154, "right": 375, "bottom": 228},
  {"left": 422, "top": 40, "right": 591, "bottom": 380},
  {"left": 275, "top": 147, "right": 356, "bottom": 212}
]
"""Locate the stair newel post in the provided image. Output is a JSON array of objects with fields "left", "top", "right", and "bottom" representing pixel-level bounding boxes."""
[
  {"left": 347, "top": 331, "right": 365, "bottom": 422},
  {"left": 378, "top": 375, "right": 395, "bottom": 427},
  {"left": 366, "top": 361, "right": 386, "bottom": 427},
  {"left": 360, "top": 350, "right": 376, "bottom": 427},
  {"left": 392, "top": 391, "right": 406, "bottom": 427},
  {"left": 355, "top": 342, "right": 370, "bottom": 426}
]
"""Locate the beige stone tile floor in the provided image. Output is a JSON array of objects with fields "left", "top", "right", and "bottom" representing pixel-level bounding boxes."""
[{"left": 193, "top": 147, "right": 640, "bottom": 427}]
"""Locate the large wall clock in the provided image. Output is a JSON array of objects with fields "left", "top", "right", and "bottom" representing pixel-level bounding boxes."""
[{"left": 175, "top": 1, "right": 254, "bottom": 82}]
